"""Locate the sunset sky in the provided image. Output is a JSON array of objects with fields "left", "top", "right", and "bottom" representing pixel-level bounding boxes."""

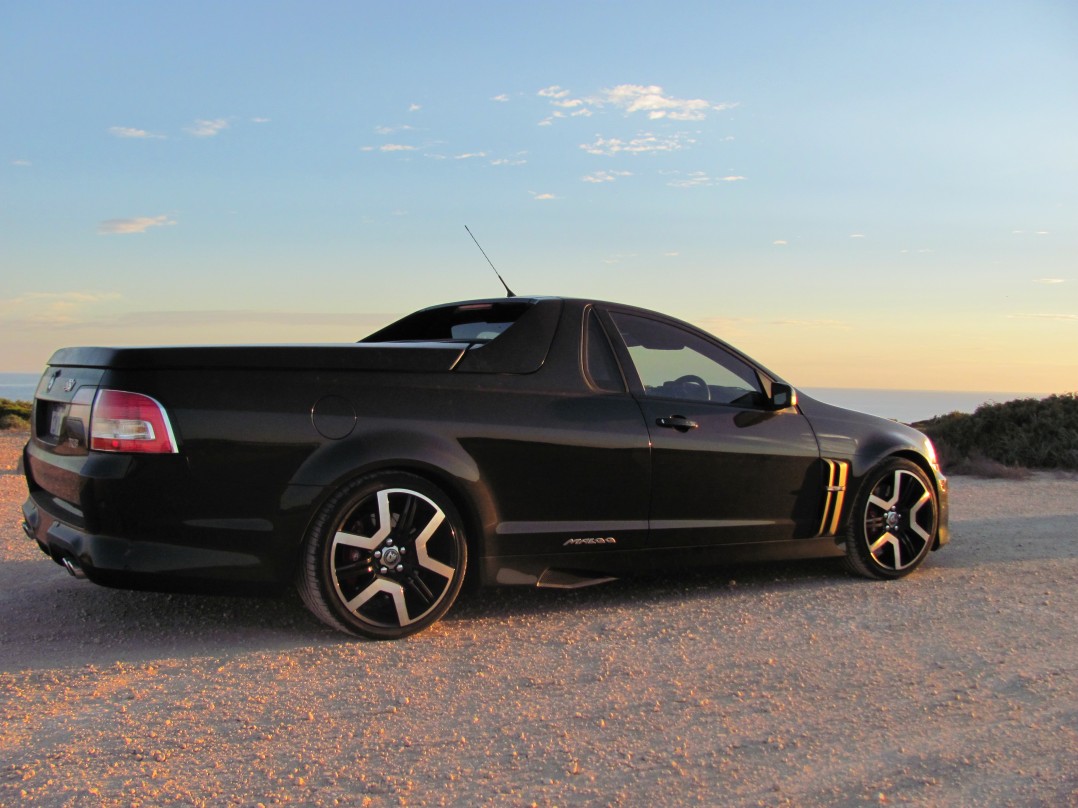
[{"left": 3, "top": 1, "right": 1075, "bottom": 392}]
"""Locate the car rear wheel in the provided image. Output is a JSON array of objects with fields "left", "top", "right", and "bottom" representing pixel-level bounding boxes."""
[
  {"left": 298, "top": 472, "right": 467, "bottom": 639},
  {"left": 844, "top": 458, "right": 938, "bottom": 580}
]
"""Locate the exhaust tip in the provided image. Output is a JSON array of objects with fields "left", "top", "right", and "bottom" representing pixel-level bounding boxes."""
[{"left": 61, "top": 556, "right": 87, "bottom": 580}]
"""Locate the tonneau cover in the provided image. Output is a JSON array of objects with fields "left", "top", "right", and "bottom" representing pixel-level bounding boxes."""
[{"left": 46, "top": 342, "right": 469, "bottom": 373}]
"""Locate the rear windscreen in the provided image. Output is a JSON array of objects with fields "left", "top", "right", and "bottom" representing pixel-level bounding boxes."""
[{"left": 363, "top": 301, "right": 534, "bottom": 343}]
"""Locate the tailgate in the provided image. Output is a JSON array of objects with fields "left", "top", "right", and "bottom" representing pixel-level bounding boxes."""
[{"left": 30, "top": 366, "right": 105, "bottom": 457}]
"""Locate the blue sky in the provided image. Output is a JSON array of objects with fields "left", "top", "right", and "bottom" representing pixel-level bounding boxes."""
[{"left": 3, "top": 1, "right": 1076, "bottom": 391}]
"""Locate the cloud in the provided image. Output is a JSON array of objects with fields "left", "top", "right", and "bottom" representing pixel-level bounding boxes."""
[
  {"left": 186, "top": 118, "right": 229, "bottom": 137},
  {"left": 665, "top": 171, "right": 745, "bottom": 188},
  {"left": 538, "top": 83, "right": 735, "bottom": 124},
  {"left": 251, "top": 117, "right": 270, "bottom": 124},
  {"left": 3, "top": 291, "right": 120, "bottom": 308},
  {"left": 109, "top": 126, "right": 164, "bottom": 139},
  {"left": 539, "top": 108, "right": 593, "bottom": 125},
  {"left": 538, "top": 86, "right": 571, "bottom": 100},
  {"left": 1009, "top": 313, "right": 1077, "bottom": 321},
  {"left": 1035, "top": 278, "right": 1066, "bottom": 284},
  {"left": 11, "top": 159, "right": 31, "bottom": 167},
  {"left": 771, "top": 318, "right": 850, "bottom": 328},
  {"left": 0, "top": 291, "right": 122, "bottom": 327},
  {"left": 531, "top": 192, "right": 557, "bottom": 201},
  {"left": 582, "top": 170, "right": 632, "bottom": 183},
  {"left": 379, "top": 144, "right": 416, "bottom": 152},
  {"left": 599, "top": 84, "right": 733, "bottom": 121},
  {"left": 667, "top": 171, "right": 711, "bottom": 188},
  {"left": 0, "top": 297, "right": 396, "bottom": 334},
  {"left": 773, "top": 240, "right": 788, "bottom": 246},
  {"left": 374, "top": 124, "right": 416, "bottom": 135},
  {"left": 580, "top": 133, "right": 695, "bottom": 156},
  {"left": 98, "top": 215, "right": 176, "bottom": 235},
  {"left": 849, "top": 233, "right": 866, "bottom": 239},
  {"left": 107, "top": 309, "right": 386, "bottom": 328},
  {"left": 408, "top": 104, "right": 421, "bottom": 112},
  {"left": 491, "top": 94, "right": 510, "bottom": 102},
  {"left": 454, "top": 152, "right": 488, "bottom": 160}
]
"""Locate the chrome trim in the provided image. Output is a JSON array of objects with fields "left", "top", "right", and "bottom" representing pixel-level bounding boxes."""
[{"left": 496, "top": 520, "right": 646, "bottom": 535}]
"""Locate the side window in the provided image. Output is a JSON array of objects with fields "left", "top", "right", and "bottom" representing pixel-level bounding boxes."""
[
  {"left": 584, "top": 309, "right": 625, "bottom": 392},
  {"left": 609, "top": 312, "right": 764, "bottom": 407}
]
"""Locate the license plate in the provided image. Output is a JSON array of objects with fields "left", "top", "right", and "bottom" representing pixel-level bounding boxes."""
[{"left": 49, "top": 406, "right": 64, "bottom": 438}]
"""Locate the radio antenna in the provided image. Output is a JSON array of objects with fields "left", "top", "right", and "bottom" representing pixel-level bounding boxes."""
[{"left": 465, "top": 225, "right": 516, "bottom": 297}]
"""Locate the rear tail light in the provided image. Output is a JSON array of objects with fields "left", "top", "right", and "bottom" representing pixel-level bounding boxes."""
[{"left": 90, "top": 390, "right": 178, "bottom": 454}]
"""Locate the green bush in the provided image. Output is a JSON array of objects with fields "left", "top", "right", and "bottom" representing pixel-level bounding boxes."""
[
  {"left": 0, "top": 398, "right": 31, "bottom": 431},
  {"left": 917, "top": 393, "right": 1078, "bottom": 472}
]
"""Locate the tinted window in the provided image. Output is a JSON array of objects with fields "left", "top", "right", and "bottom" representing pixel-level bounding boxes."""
[
  {"left": 610, "top": 312, "right": 764, "bottom": 406},
  {"left": 364, "top": 301, "right": 533, "bottom": 343}
]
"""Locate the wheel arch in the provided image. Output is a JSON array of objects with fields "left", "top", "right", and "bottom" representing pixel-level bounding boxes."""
[
  {"left": 841, "top": 448, "right": 946, "bottom": 559},
  {"left": 839, "top": 444, "right": 943, "bottom": 536},
  {"left": 891, "top": 449, "right": 939, "bottom": 488},
  {"left": 285, "top": 431, "right": 497, "bottom": 583},
  {"left": 343, "top": 459, "right": 491, "bottom": 589}
]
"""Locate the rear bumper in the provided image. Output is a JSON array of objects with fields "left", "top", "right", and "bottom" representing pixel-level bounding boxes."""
[
  {"left": 22, "top": 490, "right": 302, "bottom": 594},
  {"left": 21, "top": 435, "right": 323, "bottom": 592}
]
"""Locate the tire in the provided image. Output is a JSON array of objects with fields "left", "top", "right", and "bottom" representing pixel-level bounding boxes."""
[
  {"left": 297, "top": 472, "right": 468, "bottom": 639},
  {"left": 844, "top": 458, "right": 938, "bottom": 580}
]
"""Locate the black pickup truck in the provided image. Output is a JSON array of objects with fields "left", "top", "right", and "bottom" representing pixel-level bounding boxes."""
[{"left": 22, "top": 296, "right": 948, "bottom": 639}]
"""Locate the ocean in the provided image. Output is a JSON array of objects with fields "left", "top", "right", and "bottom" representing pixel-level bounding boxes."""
[
  {"left": 0, "top": 372, "right": 41, "bottom": 403},
  {"left": 0, "top": 371, "right": 1050, "bottom": 424},
  {"left": 801, "top": 387, "right": 1051, "bottom": 424}
]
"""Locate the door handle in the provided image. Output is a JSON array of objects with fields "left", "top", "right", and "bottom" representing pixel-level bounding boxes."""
[{"left": 656, "top": 415, "right": 699, "bottom": 432}]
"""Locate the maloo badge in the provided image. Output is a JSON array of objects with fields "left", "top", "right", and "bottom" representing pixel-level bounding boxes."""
[
  {"left": 563, "top": 537, "right": 617, "bottom": 546},
  {"left": 64, "top": 379, "right": 77, "bottom": 393}
]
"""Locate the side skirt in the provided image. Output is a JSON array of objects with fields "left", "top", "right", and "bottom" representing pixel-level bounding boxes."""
[{"left": 480, "top": 537, "right": 847, "bottom": 588}]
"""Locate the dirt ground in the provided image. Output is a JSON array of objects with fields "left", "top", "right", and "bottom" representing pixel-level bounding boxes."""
[{"left": 2, "top": 430, "right": 1076, "bottom": 807}]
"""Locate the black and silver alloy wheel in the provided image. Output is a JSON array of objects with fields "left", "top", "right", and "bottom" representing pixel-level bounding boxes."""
[
  {"left": 845, "top": 458, "right": 938, "bottom": 580},
  {"left": 298, "top": 473, "right": 467, "bottom": 639}
]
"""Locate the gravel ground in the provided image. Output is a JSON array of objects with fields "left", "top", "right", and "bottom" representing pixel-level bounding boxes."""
[{"left": 1, "top": 431, "right": 1076, "bottom": 807}]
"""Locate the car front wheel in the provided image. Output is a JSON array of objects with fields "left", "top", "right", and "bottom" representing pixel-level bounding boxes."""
[
  {"left": 298, "top": 472, "right": 467, "bottom": 639},
  {"left": 844, "top": 458, "right": 938, "bottom": 580}
]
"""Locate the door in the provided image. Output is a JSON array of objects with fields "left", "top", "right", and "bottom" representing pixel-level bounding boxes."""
[{"left": 604, "top": 310, "right": 823, "bottom": 548}]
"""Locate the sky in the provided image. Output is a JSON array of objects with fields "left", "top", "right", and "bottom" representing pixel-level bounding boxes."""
[{"left": 2, "top": 1, "right": 1076, "bottom": 392}]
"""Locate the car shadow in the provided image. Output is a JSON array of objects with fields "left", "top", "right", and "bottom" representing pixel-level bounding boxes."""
[
  {"left": 2, "top": 556, "right": 852, "bottom": 672},
  {"left": 0, "top": 569, "right": 341, "bottom": 673},
  {"left": 17, "top": 519, "right": 1061, "bottom": 672},
  {"left": 447, "top": 556, "right": 853, "bottom": 625}
]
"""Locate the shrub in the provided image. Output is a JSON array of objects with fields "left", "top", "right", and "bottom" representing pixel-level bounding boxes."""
[
  {"left": 917, "top": 392, "right": 1078, "bottom": 473},
  {"left": 0, "top": 398, "right": 31, "bottom": 431}
]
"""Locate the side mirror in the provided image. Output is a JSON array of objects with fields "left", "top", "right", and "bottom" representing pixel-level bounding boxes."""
[{"left": 770, "top": 383, "right": 798, "bottom": 410}]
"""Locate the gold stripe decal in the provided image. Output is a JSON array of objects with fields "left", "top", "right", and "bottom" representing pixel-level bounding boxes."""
[{"left": 817, "top": 459, "right": 849, "bottom": 537}]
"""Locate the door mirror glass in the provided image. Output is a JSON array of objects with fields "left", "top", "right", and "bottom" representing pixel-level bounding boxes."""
[{"left": 770, "top": 383, "right": 798, "bottom": 410}]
